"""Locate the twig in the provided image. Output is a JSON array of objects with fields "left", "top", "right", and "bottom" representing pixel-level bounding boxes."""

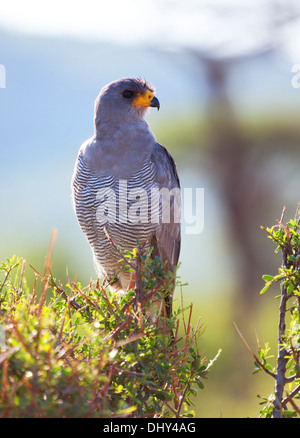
[
  {"left": 17, "top": 259, "right": 26, "bottom": 296},
  {"left": 285, "top": 394, "right": 300, "bottom": 415},
  {"left": 180, "top": 283, "right": 187, "bottom": 335},
  {"left": 176, "top": 374, "right": 193, "bottom": 417},
  {"left": 233, "top": 322, "right": 276, "bottom": 379},
  {"left": 141, "top": 279, "right": 167, "bottom": 307},
  {"left": 1, "top": 359, "right": 8, "bottom": 405},
  {"left": 99, "top": 284, "right": 121, "bottom": 322},
  {"left": 36, "top": 275, "right": 50, "bottom": 319},
  {"left": 278, "top": 205, "right": 286, "bottom": 227},
  {"left": 282, "top": 382, "right": 300, "bottom": 410},
  {"left": 44, "top": 228, "right": 57, "bottom": 276},
  {"left": 164, "top": 401, "right": 179, "bottom": 418},
  {"left": 0, "top": 262, "right": 15, "bottom": 293},
  {"left": 103, "top": 227, "right": 135, "bottom": 270},
  {"left": 273, "top": 246, "right": 289, "bottom": 418},
  {"left": 114, "top": 332, "right": 145, "bottom": 348},
  {"left": 29, "top": 265, "right": 82, "bottom": 312},
  {"left": 135, "top": 249, "right": 144, "bottom": 315},
  {"left": 103, "top": 315, "right": 134, "bottom": 342}
]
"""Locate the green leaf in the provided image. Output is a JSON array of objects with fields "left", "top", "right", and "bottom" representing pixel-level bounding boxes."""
[
  {"left": 260, "top": 282, "right": 272, "bottom": 294},
  {"left": 196, "top": 380, "right": 204, "bottom": 390},
  {"left": 262, "top": 275, "right": 274, "bottom": 282}
]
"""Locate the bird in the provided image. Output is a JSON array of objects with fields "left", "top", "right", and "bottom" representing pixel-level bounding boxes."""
[{"left": 71, "top": 77, "right": 181, "bottom": 317}]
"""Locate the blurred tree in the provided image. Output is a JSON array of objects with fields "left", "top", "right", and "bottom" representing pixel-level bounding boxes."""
[
  {"left": 201, "top": 55, "right": 274, "bottom": 306},
  {"left": 148, "top": 0, "right": 300, "bottom": 307}
]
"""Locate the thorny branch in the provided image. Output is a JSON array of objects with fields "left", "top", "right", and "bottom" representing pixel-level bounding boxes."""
[
  {"left": 238, "top": 206, "right": 300, "bottom": 417},
  {"left": 273, "top": 247, "right": 289, "bottom": 418}
]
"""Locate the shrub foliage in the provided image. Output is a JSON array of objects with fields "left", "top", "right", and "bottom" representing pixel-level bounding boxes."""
[
  {"left": 0, "top": 244, "right": 215, "bottom": 418},
  {"left": 237, "top": 206, "right": 300, "bottom": 418}
]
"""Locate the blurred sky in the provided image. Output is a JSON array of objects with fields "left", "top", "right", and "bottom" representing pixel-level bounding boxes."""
[{"left": 1, "top": 0, "right": 300, "bottom": 60}]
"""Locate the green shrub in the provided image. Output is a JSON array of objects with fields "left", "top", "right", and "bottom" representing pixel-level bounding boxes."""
[{"left": 0, "top": 247, "right": 216, "bottom": 418}]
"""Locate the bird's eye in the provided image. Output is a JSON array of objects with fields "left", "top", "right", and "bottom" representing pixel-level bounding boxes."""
[{"left": 122, "top": 90, "right": 134, "bottom": 99}]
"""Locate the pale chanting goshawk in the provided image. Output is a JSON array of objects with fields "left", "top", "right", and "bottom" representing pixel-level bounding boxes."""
[{"left": 72, "top": 78, "right": 181, "bottom": 316}]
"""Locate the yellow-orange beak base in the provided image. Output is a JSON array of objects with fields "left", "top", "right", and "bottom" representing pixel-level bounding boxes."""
[{"left": 132, "top": 90, "right": 155, "bottom": 108}]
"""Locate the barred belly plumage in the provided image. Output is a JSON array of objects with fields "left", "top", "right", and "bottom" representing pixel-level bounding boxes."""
[{"left": 73, "top": 152, "right": 160, "bottom": 290}]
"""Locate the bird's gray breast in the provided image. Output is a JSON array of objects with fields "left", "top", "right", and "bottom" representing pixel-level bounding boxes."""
[{"left": 82, "top": 121, "right": 156, "bottom": 179}]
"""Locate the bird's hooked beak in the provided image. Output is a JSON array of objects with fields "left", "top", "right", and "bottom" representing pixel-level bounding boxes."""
[
  {"left": 132, "top": 90, "right": 160, "bottom": 111},
  {"left": 149, "top": 96, "right": 160, "bottom": 111}
]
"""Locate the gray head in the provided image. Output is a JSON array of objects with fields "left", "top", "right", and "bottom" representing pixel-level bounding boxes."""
[{"left": 94, "top": 77, "right": 160, "bottom": 131}]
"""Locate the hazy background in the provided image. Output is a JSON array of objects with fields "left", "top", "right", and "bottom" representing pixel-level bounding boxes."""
[{"left": 1, "top": 0, "right": 300, "bottom": 417}]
